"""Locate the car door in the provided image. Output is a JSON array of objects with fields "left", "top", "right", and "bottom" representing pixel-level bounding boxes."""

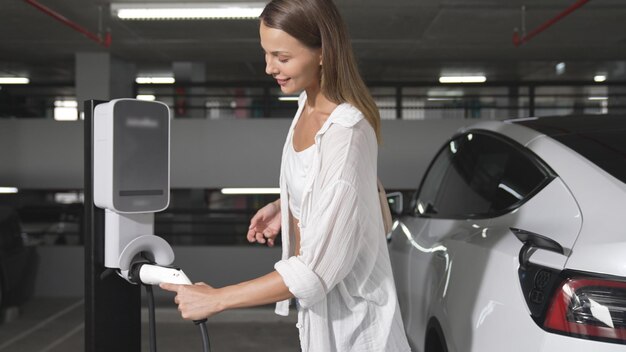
[{"left": 393, "top": 130, "right": 560, "bottom": 352}]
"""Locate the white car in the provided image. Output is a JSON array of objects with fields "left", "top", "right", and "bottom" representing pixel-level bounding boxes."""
[{"left": 388, "top": 115, "right": 626, "bottom": 352}]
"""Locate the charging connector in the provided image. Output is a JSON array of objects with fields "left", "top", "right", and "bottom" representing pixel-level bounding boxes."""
[
  {"left": 136, "top": 264, "right": 192, "bottom": 285},
  {"left": 130, "top": 262, "right": 211, "bottom": 352}
]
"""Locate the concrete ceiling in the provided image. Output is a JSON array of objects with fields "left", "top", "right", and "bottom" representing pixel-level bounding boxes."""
[{"left": 1, "top": 0, "right": 626, "bottom": 84}]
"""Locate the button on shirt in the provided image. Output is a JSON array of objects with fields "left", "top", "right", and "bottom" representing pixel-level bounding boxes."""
[{"left": 274, "top": 92, "right": 411, "bottom": 352}]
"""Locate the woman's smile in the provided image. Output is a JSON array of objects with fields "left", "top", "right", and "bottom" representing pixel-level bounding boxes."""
[{"left": 276, "top": 77, "right": 291, "bottom": 86}]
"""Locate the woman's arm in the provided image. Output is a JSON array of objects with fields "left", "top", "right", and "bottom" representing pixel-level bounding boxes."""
[{"left": 160, "top": 271, "right": 293, "bottom": 321}]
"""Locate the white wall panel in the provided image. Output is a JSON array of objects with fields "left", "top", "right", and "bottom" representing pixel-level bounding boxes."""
[{"left": 0, "top": 118, "right": 484, "bottom": 190}]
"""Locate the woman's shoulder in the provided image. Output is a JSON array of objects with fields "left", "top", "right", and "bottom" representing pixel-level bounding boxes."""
[
  {"left": 330, "top": 102, "right": 364, "bottom": 126},
  {"left": 320, "top": 121, "right": 376, "bottom": 171},
  {"left": 323, "top": 105, "right": 373, "bottom": 144}
]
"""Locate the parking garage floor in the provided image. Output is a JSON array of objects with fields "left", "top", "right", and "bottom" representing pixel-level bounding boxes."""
[{"left": 0, "top": 297, "right": 300, "bottom": 352}]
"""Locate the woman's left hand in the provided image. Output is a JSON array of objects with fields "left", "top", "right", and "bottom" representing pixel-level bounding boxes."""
[{"left": 160, "top": 282, "right": 224, "bottom": 321}]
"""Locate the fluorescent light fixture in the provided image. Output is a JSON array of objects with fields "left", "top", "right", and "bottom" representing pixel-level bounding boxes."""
[
  {"left": 278, "top": 96, "right": 299, "bottom": 102},
  {"left": 427, "top": 89, "right": 463, "bottom": 101},
  {"left": 136, "top": 94, "right": 156, "bottom": 101},
  {"left": 556, "top": 62, "right": 566, "bottom": 75},
  {"left": 54, "top": 100, "right": 78, "bottom": 121},
  {"left": 54, "top": 100, "right": 78, "bottom": 108},
  {"left": 594, "top": 75, "right": 607, "bottom": 82},
  {"left": 427, "top": 97, "right": 457, "bottom": 101},
  {"left": 439, "top": 75, "right": 486, "bottom": 84},
  {"left": 0, "top": 187, "right": 18, "bottom": 194},
  {"left": 221, "top": 188, "right": 280, "bottom": 195},
  {"left": 112, "top": 3, "right": 265, "bottom": 20},
  {"left": 588, "top": 96, "right": 608, "bottom": 101},
  {"left": 136, "top": 77, "right": 175, "bottom": 84},
  {"left": 55, "top": 192, "right": 84, "bottom": 204},
  {"left": 0, "top": 77, "right": 29, "bottom": 84}
]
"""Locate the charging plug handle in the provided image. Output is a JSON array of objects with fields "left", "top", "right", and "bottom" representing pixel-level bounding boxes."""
[{"left": 130, "top": 263, "right": 192, "bottom": 285}]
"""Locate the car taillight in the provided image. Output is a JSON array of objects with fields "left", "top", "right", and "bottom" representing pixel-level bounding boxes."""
[{"left": 544, "top": 277, "right": 626, "bottom": 344}]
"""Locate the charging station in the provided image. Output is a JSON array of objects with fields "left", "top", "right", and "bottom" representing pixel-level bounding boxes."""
[
  {"left": 84, "top": 99, "right": 141, "bottom": 352},
  {"left": 84, "top": 99, "right": 207, "bottom": 352}
]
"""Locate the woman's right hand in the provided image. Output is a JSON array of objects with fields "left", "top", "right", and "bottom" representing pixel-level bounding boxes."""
[{"left": 246, "top": 200, "right": 281, "bottom": 247}]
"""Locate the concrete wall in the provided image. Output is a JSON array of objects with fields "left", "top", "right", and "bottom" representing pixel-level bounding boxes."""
[
  {"left": 0, "top": 117, "right": 490, "bottom": 297},
  {"left": 0, "top": 118, "right": 485, "bottom": 190}
]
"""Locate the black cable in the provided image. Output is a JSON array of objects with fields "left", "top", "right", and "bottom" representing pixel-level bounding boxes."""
[
  {"left": 146, "top": 284, "right": 157, "bottom": 352},
  {"left": 195, "top": 319, "right": 211, "bottom": 352},
  {"left": 137, "top": 262, "right": 210, "bottom": 352}
]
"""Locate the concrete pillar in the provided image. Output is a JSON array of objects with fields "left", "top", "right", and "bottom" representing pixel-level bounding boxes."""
[
  {"left": 572, "top": 86, "right": 585, "bottom": 115},
  {"left": 608, "top": 62, "right": 626, "bottom": 115},
  {"left": 75, "top": 52, "right": 136, "bottom": 113},
  {"left": 173, "top": 61, "right": 206, "bottom": 118},
  {"left": 508, "top": 85, "right": 519, "bottom": 118}
]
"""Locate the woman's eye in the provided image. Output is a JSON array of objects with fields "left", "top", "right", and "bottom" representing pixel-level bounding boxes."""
[{"left": 279, "top": 58, "right": 289, "bottom": 63}]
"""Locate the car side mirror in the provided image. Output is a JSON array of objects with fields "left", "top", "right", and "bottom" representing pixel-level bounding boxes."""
[{"left": 386, "top": 192, "right": 404, "bottom": 217}]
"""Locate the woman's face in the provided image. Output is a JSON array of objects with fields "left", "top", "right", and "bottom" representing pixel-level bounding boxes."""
[{"left": 259, "top": 21, "right": 322, "bottom": 94}]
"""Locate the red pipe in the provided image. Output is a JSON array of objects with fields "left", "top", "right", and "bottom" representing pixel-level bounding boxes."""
[
  {"left": 23, "top": 0, "right": 111, "bottom": 48},
  {"left": 513, "top": 0, "right": 591, "bottom": 47}
]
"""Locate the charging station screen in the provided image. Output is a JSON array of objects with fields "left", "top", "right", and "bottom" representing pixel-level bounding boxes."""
[{"left": 113, "top": 100, "right": 169, "bottom": 212}]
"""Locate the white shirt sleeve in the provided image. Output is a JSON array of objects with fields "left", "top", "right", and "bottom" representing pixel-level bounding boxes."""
[{"left": 275, "top": 179, "right": 362, "bottom": 308}]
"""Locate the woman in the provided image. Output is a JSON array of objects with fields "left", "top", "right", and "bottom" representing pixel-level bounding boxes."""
[{"left": 161, "top": 0, "right": 410, "bottom": 350}]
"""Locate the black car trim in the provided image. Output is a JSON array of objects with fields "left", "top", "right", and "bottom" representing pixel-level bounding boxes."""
[{"left": 411, "top": 129, "right": 556, "bottom": 220}]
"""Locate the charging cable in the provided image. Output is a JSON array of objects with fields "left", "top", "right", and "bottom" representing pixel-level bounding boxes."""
[
  {"left": 131, "top": 263, "right": 212, "bottom": 352},
  {"left": 145, "top": 284, "right": 158, "bottom": 352},
  {"left": 196, "top": 318, "right": 211, "bottom": 352}
]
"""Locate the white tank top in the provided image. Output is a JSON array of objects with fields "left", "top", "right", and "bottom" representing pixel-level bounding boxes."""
[{"left": 285, "top": 136, "right": 315, "bottom": 220}]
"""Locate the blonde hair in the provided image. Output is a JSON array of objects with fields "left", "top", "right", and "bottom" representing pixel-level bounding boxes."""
[{"left": 260, "top": 0, "right": 382, "bottom": 144}]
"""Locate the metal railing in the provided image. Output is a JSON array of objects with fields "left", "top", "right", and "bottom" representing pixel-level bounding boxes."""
[{"left": 2, "top": 80, "right": 625, "bottom": 120}]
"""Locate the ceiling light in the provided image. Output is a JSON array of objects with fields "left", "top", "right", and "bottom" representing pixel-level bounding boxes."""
[
  {"left": 221, "top": 188, "right": 280, "bottom": 195},
  {"left": 54, "top": 100, "right": 78, "bottom": 108},
  {"left": 594, "top": 75, "right": 607, "bottom": 82},
  {"left": 0, "top": 77, "right": 29, "bottom": 84},
  {"left": 54, "top": 100, "right": 78, "bottom": 121},
  {"left": 136, "top": 77, "right": 175, "bottom": 84},
  {"left": 427, "top": 98, "right": 458, "bottom": 101},
  {"left": 278, "top": 96, "right": 299, "bottom": 102},
  {"left": 439, "top": 76, "right": 486, "bottom": 84},
  {"left": 556, "top": 62, "right": 566, "bottom": 75},
  {"left": 588, "top": 96, "right": 608, "bottom": 101},
  {"left": 136, "top": 94, "right": 156, "bottom": 101},
  {"left": 55, "top": 192, "right": 84, "bottom": 204},
  {"left": 0, "top": 187, "right": 18, "bottom": 194},
  {"left": 111, "top": 3, "right": 265, "bottom": 20}
]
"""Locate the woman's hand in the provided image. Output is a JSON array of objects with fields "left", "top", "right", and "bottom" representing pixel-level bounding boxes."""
[
  {"left": 160, "top": 282, "right": 223, "bottom": 321},
  {"left": 247, "top": 200, "right": 281, "bottom": 247}
]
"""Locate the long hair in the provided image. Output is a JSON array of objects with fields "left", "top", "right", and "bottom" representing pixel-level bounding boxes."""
[{"left": 260, "top": 0, "right": 382, "bottom": 144}]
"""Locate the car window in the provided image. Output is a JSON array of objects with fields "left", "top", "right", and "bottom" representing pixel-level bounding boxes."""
[{"left": 416, "top": 131, "right": 551, "bottom": 218}]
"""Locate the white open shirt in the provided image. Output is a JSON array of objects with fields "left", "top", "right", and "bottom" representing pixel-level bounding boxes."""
[{"left": 274, "top": 92, "right": 411, "bottom": 352}]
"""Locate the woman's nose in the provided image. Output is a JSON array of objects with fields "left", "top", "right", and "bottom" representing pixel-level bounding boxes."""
[{"left": 265, "top": 60, "right": 278, "bottom": 76}]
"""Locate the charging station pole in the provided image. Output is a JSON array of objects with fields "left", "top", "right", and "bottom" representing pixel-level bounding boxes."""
[{"left": 84, "top": 100, "right": 141, "bottom": 352}]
